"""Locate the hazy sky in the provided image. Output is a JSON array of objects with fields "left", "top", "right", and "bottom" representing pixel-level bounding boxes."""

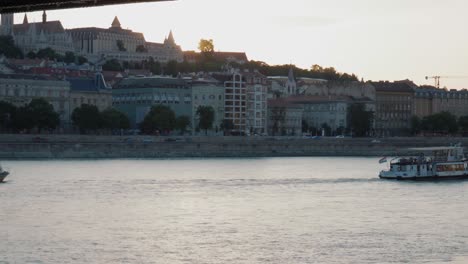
[{"left": 15, "top": 0, "right": 468, "bottom": 89}]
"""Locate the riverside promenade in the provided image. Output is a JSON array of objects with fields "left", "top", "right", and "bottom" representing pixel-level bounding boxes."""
[{"left": 0, "top": 134, "right": 467, "bottom": 159}]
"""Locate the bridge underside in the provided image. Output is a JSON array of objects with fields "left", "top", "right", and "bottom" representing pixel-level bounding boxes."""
[{"left": 0, "top": 0, "right": 172, "bottom": 14}]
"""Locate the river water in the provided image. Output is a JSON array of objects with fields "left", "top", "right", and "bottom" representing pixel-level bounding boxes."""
[{"left": 0, "top": 158, "right": 467, "bottom": 264}]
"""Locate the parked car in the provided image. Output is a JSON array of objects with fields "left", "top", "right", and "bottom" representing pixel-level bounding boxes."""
[
  {"left": 142, "top": 138, "right": 154, "bottom": 143},
  {"left": 32, "top": 136, "right": 47, "bottom": 142}
]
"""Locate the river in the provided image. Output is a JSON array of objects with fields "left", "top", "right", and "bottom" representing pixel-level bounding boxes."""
[{"left": 1, "top": 158, "right": 467, "bottom": 263}]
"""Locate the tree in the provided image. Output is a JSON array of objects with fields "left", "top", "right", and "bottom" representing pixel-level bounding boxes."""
[
  {"left": 12, "top": 106, "right": 34, "bottom": 132},
  {"left": 77, "top": 56, "right": 88, "bottom": 65},
  {"left": 64, "top": 51, "right": 76, "bottom": 64},
  {"left": 196, "top": 105, "right": 215, "bottom": 135},
  {"left": 102, "top": 59, "right": 123, "bottom": 71},
  {"left": 0, "top": 36, "right": 23, "bottom": 59},
  {"left": 116, "top": 40, "right": 126, "bottom": 51},
  {"left": 421, "top": 112, "right": 458, "bottom": 135},
  {"left": 198, "top": 39, "right": 214, "bottom": 53},
  {"left": 175, "top": 115, "right": 190, "bottom": 135},
  {"left": 411, "top": 116, "right": 422, "bottom": 135},
  {"left": 139, "top": 105, "right": 176, "bottom": 135},
  {"left": 28, "top": 98, "right": 60, "bottom": 132},
  {"left": 347, "top": 103, "right": 374, "bottom": 137},
  {"left": 101, "top": 108, "right": 130, "bottom": 131},
  {"left": 136, "top": 44, "right": 148, "bottom": 53},
  {"left": 459, "top": 116, "right": 468, "bottom": 136},
  {"left": 220, "top": 119, "right": 234, "bottom": 136},
  {"left": 72, "top": 104, "right": 102, "bottom": 134},
  {"left": 165, "top": 60, "right": 178, "bottom": 77},
  {"left": 26, "top": 51, "right": 36, "bottom": 59},
  {"left": 36, "top": 47, "right": 60, "bottom": 60},
  {"left": 0, "top": 101, "right": 16, "bottom": 132},
  {"left": 302, "top": 120, "right": 309, "bottom": 133}
]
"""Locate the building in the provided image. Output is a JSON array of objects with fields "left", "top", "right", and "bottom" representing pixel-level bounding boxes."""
[
  {"left": 112, "top": 76, "right": 192, "bottom": 128},
  {"left": 68, "top": 17, "right": 183, "bottom": 63},
  {"left": 267, "top": 98, "right": 303, "bottom": 136},
  {"left": 0, "top": 74, "right": 70, "bottom": 124},
  {"left": 267, "top": 67, "right": 297, "bottom": 99},
  {"left": 212, "top": 70, "right": 267, "bottom": 135},
  {"left": 68, "top": 73, "right": 112, "bottom": 116},
  {"left": 184, "top": 51, "right": 248, "bottom": 64},
  {"left": 414, "top": 86, "right": 468, "bottom": 118},
  {"left": 0, "top": 12, "right": 75, "bottom": 55},
  {"left": 191, "top": 78, "right": 225, "bottom": 133},
  {"left": 372, "top": 81, "right": 414, "bottom": 136}
]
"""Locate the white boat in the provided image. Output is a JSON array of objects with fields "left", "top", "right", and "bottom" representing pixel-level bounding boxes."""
[
  {"left": 0, "top": 165, "right": 8, "bottom": 183},
  {"left": 379, "top": 146, "right": 468, "bottom": 180}
]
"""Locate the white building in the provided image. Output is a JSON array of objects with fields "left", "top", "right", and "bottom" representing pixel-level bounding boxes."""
[
  {"left": 0, "top": 12, "right": 75, "bottom": 55},
  {"left": 67, "top": 17, "right": 183, "bottom": 63}
]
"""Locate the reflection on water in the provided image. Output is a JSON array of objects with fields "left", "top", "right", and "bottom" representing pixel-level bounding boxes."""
[{"left": 1, "top": 158, "right": 467, "bottom": 264}]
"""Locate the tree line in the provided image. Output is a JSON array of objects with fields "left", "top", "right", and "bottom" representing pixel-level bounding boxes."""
[{"left": 411, "top": 112, "right": 468, "bottom": 136}]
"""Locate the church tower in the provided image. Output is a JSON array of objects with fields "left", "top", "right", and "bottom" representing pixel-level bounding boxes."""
[
  {"left": 0, "top": 13, "right": 14, "bottom": 35},
  {"left": 286, "top": 67, "right": 297, "bottom": 95}
]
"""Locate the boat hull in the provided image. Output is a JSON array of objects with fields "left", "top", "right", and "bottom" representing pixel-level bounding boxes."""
[{"left": 379, "top": 174, "right": 468, "bottom": 181}]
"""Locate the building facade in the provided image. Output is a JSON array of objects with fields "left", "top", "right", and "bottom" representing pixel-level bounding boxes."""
[
  {"left": 112, "top": 77, "right": 192, "bottom": 128},
  {"left": 68, "top": 73, "right": 112, "bottom": 116},
  {"left": 191, "top": 79, "right": 225, "bottom": 133},
  {"left": 0, "top": 74, "right": 70, "bottom": 124},
  {"left": 372, "top": 81, "right": 414, "bottom": 136},
  {"left": 68, "top": 17, "right": 183, "bottom": 63},
  {"left": 414, "top": 87, "right": 468, "bottom": 118},
  {"left": 267, "top": 98, "right": 303, "bottom": 136},
  {"left": 0, "top": 13, "right": 75, "bottom": 55}
]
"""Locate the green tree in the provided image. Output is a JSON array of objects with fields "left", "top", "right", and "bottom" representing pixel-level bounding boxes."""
[
  {"left": 459, "top": 116, "right": 468, "bottom": 136},
  {"left": 139, "top": 105, "right": 176, "bottom": 135},
  {"left": 421, "top": 112, "right": 458, "bottom": 135},
  {"left": 12, "top": 106, "right": 34, "bottom": 132},
  {"left": 0, "top": 36, "right": 23, "bottom": 59},
  {"left": 302, "top": 119, "right": 309, "bottom": 133},
  {"left": 411, "top": 115, "right": 422, "bottom": 135},
  {"left": 347, "top": 103, "right": 374, "bottom": 137},
  {"left": 220, "top": 119, "right": 234, "bottom": 136},
  {"left": 36, "top": 47, "right": 59, "bottom": 60},
  {"left": 175, "top": 115, "right": 190, "bottom": 135},
  {"left": 196, "top": 105, "right": 215, "bottom": 135},
  {"left": 101, "top": 108, "right": 130, "bottom": 131},
  {"left": 64, "top": 51, "right": 76, "bottom": 64},
  {"left": 72, "top": 104, "right": 102, "bottom": 134},
  {"left": 116, "top": 40, "right": 126, "bottom": 51},
  {"left": 0, "top": 101, "right": 17, "bottom": 132},
  {"left": 198, "top": 39, "right": 214, "bottom": 53},
  {"left": 165, "top": 60, "right": 178, "bottom": 77},
  {"left": 102, "top": 59, "right": 123, "bottom": 71},
  {"left": 27, "top": 98, "right": 60, "bottom": 132},
  {"left": 26, "top": 51, "right": 36, "bottom": 59},
  {"left": 77, "top": 56, "right": 88, "bottom": 65}
]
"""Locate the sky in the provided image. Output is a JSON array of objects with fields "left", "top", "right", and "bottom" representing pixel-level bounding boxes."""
[{"left": 14, "top": 0, "right": 468, "bottom": 89}]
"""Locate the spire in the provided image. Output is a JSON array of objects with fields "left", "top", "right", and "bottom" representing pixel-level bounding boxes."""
[
  {"left": 165, "top": 30, "right": 175, "bottom": 44},
  {"left": 23, "top": 14, "right": 28, "bottom": 24},
  {"left": 42, "top": 10, "right": 47, "bottom": 23},
  {"left": 288, "top": 66, "right": 295, "bottom": 81},
  {"left": 111, "top": 16, "right": 121, "bottom": 28}
]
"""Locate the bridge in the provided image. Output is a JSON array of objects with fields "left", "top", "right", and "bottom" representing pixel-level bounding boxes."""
[{"left": 0, "top": 0, "right": 173, "bottom": 14}]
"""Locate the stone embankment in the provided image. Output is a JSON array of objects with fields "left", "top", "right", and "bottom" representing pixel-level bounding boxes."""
[{"left": 0, "top": 134, "right": 467, "bottom": 159}]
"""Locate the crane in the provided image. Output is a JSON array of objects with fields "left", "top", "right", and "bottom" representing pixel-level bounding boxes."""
[
  {"left": 425, "top": 75, "right": 468, "bottom": 89},
  {"left": 425, "top": 76, "right": 442, "bottom": 88}
]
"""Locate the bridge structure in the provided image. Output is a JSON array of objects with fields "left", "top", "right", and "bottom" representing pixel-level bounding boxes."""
[{"left": 0, "top": 0, "right": 173, "bottom": 14}]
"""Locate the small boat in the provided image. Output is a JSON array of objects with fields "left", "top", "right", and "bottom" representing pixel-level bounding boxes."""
[
  {"left": 0, "top": 165, "right": 9, "bottom": 183},
  {"left": 379, "top": 146, "right": 468, "bottom": 180}
]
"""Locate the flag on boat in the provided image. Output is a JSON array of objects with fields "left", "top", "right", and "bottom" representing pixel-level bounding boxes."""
[{"left": 379, "top": 157, "right": 387, "bottom": 164}]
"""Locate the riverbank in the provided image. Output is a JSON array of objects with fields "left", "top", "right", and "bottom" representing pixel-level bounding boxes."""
[{"left": 0, "top": 134, "right": 466, "bottom": 159}]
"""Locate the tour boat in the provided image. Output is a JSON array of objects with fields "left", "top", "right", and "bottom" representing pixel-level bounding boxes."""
[
  {"left": 379, "top": 146, "right": 468, "bottom": 180},
  {"left": 0, "top": 165, "right": 8, "bottom": 183}
]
